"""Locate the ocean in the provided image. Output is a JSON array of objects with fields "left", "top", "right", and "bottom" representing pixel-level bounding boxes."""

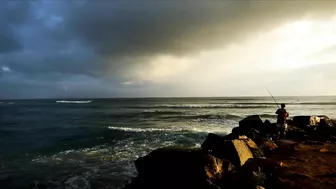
[{"left": 1, "top": 96, "right": 336, "bottom": 189}]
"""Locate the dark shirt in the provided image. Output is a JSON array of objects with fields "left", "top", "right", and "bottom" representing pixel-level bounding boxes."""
[{"left": 276, "top": 108, "right": 289, "bottom": 124}]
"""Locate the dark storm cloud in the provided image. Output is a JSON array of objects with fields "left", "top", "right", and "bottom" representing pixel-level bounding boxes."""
[
  {"left": 57, "top": 0, "right": 336, "bottom": 77},
  {"left": 4, "top": 1, "right": 336, "bottom": 76},
  {"left": 1, "top": 1, "right": 336, "bottom": 98},
  {"left": 0, "top": 2, "right": 30, "bottom": 53},
  {"left": 65, "top": 1, "right": 335, "bottom": 57}
]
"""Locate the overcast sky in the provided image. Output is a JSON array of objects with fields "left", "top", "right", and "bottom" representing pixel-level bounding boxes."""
[{"left": 1, "top": 1, "right": 336, "bottom": 99}]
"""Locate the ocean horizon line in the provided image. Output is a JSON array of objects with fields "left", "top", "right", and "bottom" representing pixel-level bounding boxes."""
[{"left": 1, "top": 95, "right": 336, "bottom": 101}]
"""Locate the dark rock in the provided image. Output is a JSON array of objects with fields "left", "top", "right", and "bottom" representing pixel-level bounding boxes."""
[
  {"left": 239, "top": 137, "right": 264, "bottom": 158},
  {"left": 329, "top": 127, "right": 336, "bottom": 136},
  {"left": 263, "top": 140, "right": 278, "bottom": 154},
  {"left": 225, "top": 140, "right": 254, "bottom": 167},
  {"left": 288, "top": 116, "right": 335, "bottom": 142},
  {"left": 286, "top": 125, "right": 306, "bottom": 140},
  {"left": 264, "top": 119, "right": 271, "bottom": 126},
  {"left": 202, "top": 134, "right": 253, "bottom": 167},
  {"left": 132, "top": 147, "right": 233, "bottom": 189},
  {"left": 243, "top": 158, "right": 281, "bottom": 175},
  {"left": 201, "top": 133, "right": 238, "bottom": 153},
  {"left": 307, "top": 128, "right": 336, "bottom": 142},
  {"left": 292, "top": 116, "right": 320, "bottom": 128},
  {"left": 223, "top": 133, "right": 237, "bottom": 140},
  {"left": 248, "top": 129, "right": 265, "bottom": 146},
  {"left": 201, "top": 133, "right": 227, "bottom": 154},
  {"left": 227, "top": 158, "right": 277, "bottom": 189},
  {"left": 263, "top": 119, "right": 278, "bottom": 134},
  {"left": 239, "top": 115, "right": 264, "bottom": 133},
  {"left": 240, "top": 136, "right": 258, "bottom": 150},
  {"left": 251, "top": 147, "right": 265, "bottom": 158},
  {"left": 317, "top": 115, "right": 335, "bottom": 127},
  {"left": 232, "top": 127, "right": 241, "bottom": 137},
  {"left": 234, "top": 139, "right": 254, "bottom": 166}
]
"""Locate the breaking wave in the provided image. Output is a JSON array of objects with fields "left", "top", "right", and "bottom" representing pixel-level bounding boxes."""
[
  {"left": 108, "top": 126, "right": 182, "bottom": 133},
  {"left": 108, "top": 125, "right": 233, "bottom": 134},
  {"left": 29, "top": 127, "right": 211, "bottom": 189},
  {"left": 56, "top": 100, "right": 92, "bottom": 104},
  {"left": 93, "top": 110, "right": 242, "bottom": 121}
]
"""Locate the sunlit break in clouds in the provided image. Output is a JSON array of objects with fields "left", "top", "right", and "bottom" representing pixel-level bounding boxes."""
[{"left": 1, "top": 1, "right": 336, "bottom": 99}]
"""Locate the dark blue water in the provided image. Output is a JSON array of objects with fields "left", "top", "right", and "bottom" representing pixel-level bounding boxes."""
[{"left": 1, "top": 97, "right": 335, "bottom": 188}]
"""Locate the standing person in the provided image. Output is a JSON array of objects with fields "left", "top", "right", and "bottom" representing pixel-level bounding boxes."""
[{"left": 275, "top": 103, "right": 289, "bottom": 139}]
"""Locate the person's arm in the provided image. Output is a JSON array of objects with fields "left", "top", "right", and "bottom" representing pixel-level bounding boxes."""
[{"left": 275, "top": 109, "right": 279, "bottom": 114}]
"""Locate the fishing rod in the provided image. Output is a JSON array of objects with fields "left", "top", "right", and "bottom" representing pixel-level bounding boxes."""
[{"left": 265, "top": 88, "right": 280, "bottom": 109}]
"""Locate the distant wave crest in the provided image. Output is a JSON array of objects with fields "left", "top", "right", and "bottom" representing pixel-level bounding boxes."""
[
  {"left": 164, "top": 114, "right": 242, "bottom": 120},
  {"left": 56, "top": 100, "right": 92, "bottom": 104},
  {"left": 129, "top": 104, "right": 270, "bottom": 109},
  {"left": 224, "top": 102, "right": 336, "bottom": 106}
]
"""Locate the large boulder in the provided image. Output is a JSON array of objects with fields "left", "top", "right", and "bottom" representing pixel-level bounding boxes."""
[
  {"left": 201, "top": 133, "right": 233, "bottom": 153},
  {"left": 264, "top": 120, "right": 278, "bottom": 134},
  {"left": 286, "top": 125, "right": 306, "bottom": 140},
  {"left": 231, "top": 139, "right": 254, "bottom": 167},
  {"left": 232, "top": 127, "right": 241, "bottom": 137},
  {"left": 130, "top": 147, "right": 233, "bottom": 189},
  {"left": 293, "top": 115, "right": 335, "bottom": 130},
  {"left": 317, "top": 115, "right": 335, "bottom": 127},
  {"left": 241, "top": 136, "right": 258, "bottom": 150},
  {"left": 202, "top": 133, "right": 253, "bottom": 167},
  {"left": 239, "top": 115, "right": 264, "bottom": 132},
  {"left": 292, "top": 116, "right": 321, "bottom": 128}
]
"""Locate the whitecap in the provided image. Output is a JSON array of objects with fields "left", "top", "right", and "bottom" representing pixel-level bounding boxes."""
[
  {"left": 108, "top": 126, "right": 181, "bottom": 133},
  {"left": 133, "top": 104, "right": 270, "bottom": 109},
  {"left": 108, "top": 125, "right": 232, "bottom": 135},
  {"left": 56, "top": 100, "right": 92, "bottom": 104}
]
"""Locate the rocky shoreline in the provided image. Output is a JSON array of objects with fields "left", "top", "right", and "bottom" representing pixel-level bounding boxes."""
[{"left": 121, "top": 115, "right": 336, "bottom": 189}]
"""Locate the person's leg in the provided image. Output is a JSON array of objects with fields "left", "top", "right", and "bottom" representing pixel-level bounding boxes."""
[
  {"left": 280, "top": 127, "right": 285, "bottom": 139},
  {"left": 283, "top": 124, "right": 288, "bottom": 139},
  {"left": 276, "top": 124, "right": 281, "bottom": 140}
]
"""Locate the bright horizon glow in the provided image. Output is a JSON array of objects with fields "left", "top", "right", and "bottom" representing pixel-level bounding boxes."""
[
  {"left": 116, "top": 16, "right": 336, "bottom": 97},
  {"left": 133, "top": 18, "right": 336, "bottom": 84}
]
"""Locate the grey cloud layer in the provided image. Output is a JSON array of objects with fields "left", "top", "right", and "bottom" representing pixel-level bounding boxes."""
[
  {"left": 1, "top": 1, "right": 336, "bottom": 98},
  {"left": 0, "top": 2, "right": 31, "bottom": 53}
]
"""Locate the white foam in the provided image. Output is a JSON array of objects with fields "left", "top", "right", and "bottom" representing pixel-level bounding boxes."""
[
  {"left": 108, "top": 126, "right": 181, "bottom": 132},
  {"left": 189, "top": 126, "right": 232, "bottom": 134},
  {"left": 56, "top": 100, "right": 92, "bottom": 104},
  {"left": 108, "top": 125, "right": 232, "bottom": 135},
  {"left": 64, "top": 174, "right": 90, "bottom": 189},
  {"left": 31, "top": 124, "right": 233, "bottom": 188}
]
